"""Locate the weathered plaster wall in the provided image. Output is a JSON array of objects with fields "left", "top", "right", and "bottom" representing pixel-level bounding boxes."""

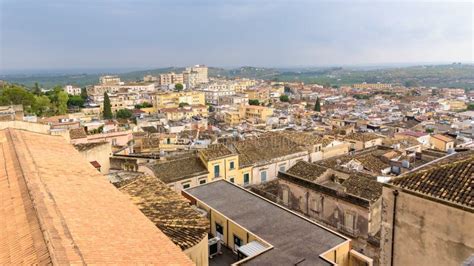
[{"left": 381, "top": 186, "right": 474, "bottom": 266}]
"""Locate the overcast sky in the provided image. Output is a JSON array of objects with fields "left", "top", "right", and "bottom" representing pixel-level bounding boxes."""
[{"left": 0, "top": 0, "right": 473, "bottom": 72}]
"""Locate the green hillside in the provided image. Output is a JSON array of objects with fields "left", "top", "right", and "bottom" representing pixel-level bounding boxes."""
[{"left": 2, "top": 64, "right": 473, "bottom": 89}]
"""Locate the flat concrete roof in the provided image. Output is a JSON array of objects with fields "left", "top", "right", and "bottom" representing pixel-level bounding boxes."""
[{"left": 185, "top": 180, "right": 348, "bottom": 266}]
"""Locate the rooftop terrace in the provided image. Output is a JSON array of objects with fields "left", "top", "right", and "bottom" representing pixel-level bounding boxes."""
[{"left": 185, "top": 180, "right": 348, "bottom": 266}]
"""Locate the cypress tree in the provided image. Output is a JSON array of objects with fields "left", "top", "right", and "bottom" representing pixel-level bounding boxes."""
[
  {"left": 314, "top": 97, "right": 321, "bottom": 112},
  {"left": 103, "top": 92, "right": 112, "bottom": 119}
]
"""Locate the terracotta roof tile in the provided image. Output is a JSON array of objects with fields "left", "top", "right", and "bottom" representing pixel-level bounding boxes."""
[
  {"left": 150, "top": 156, "right": 209, "bottom": 183},
  {"left": 232, "top": 135, "right": 305, "bottom": 167},
  {"left": 286, "top": 161, "right": 328, "bottom": 181},
  {"left": 69, "top": 127, "right": 87, "bottom": 139},
  {"left": 0, "top": 128, "right": 192, "bottom": 265},
  {"left": 73, "top": 141, "right": 109, "bottom": 152},
  {"left": 392, "top": 155, "right": 473, "bottom": 208},
  {"left": 199, "top": 143, "right": 235, "bottom": 161},
  {"left": 119, "top": 176, "right": 209, "bottom": 250}
]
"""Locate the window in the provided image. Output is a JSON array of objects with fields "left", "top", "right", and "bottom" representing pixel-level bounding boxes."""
[
  {"left": 199, "top": 179, "right": 206, "bottom": 185},
  {"left": 282, "top": 189, "right": 289, "bottom": 205},
  {"left": 260, "top": 171, "right": 267, "bottom": 182},
  {"left": 214, "top": 165, "right": 220, "bottom": 178},
  {"left": 243, "top": 173, "right": 250, "bottom": 185},
  {"left": 229, "top": 177, "right": 235, "bottom": 183},
  {"left": 311, "top": 198, "right": 320, "bottom": 213},
  {"left": 344, "top": 212, "right": 355, "bottom": 233},
  {"left": 229, "top": 161, "right": 235, "bottom": 170},
  {"left": 182, "top": 183, "right": 190, "bottom": 189},
  {"left": 279, "top": 164, "right": 286, "bottom": 172},
  {"left": 233, "top": 235, "right": 242, "bottom": 252},
  {"left": 216, "top": 223, "right": 224, "bottom": 240}
]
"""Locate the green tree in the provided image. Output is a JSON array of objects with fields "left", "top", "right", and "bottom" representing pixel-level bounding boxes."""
[
  {"left": 56, "top": 91, "right": 69, "bottom": 114},
  {"left": 314, "top": 97, "right": 321, "bottom": 112},
  {"left": 404, "top": 80, "right": 419, "bottom": 88},
  {"left": 135, "top": 102, "right": 153, "bottom": 109},
  {"left": 103, "top": 92, "right": 113, "bottom": 119},
  {"left": 45, "top": 86, "right": 68, "bottom": 115},
  {"left": 179, "top": 102, "right": 189, "bottom": 108},
  {"left": 0, "top": 85, "right": 36, "bottom": 111},
  {"left": 80, "top": 87, "right": 88, "bottom": 100},
  {"left": 116, "top": 109, "right": 133, "bottom": 119},
  {"left": 467, "top": 103, "right": 474, "bottom": 111},
  {"left": 175, "top": 83, "right": 184, "bottom": 91},
  {"left": 249, "top": 99, "right": 260, "bottom": 106},
  {"left": 67, "top": 95, "right": 85, "bottom": 107},
  {"left": 32, "top": 95, "right": 51, "bottom": 116},
  {"left": 279, "top": 95, "right": 289, "bottom": 102},
  {"left": 33, "top": 82, "right": 42, "bottom": 95}
]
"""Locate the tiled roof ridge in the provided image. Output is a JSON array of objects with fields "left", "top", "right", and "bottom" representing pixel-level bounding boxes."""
[
  {"left": 1, "top": 129, "right": 53, "bottom": 264},
  {"left": 158, "top": 223, "right": 207, "bottom": 229},
  {"left": 6, "top": 128, "right": 84, "bottom": 264}
]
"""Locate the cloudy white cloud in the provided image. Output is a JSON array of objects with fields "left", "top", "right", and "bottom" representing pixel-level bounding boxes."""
[{"left": 0, "top": 0, "right": 472, "bottom": 71}]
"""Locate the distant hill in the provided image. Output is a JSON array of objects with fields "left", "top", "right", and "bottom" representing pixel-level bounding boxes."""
[
  {"left": 2, "top": 64, "right": 473, "bottom": 89},
  {"left": 209, "top": 66, "right": 281, "bottom": 80},
  {"left": 1, "top": 67, "right": 183, "bottom": 88}
]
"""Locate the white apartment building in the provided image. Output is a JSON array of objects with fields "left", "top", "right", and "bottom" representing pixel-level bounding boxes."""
[
  {"left": 199, "top": 81, "right": 236, "bottom": 105},
  {"left": 99, "top": 75, "right": 121, "bottom": 85},
  {"left": 182, "top": 65, "right": 209, "bottom": 89},
  {"left": 185, "top": 65, "right": 209, "bottom": 84},
  {"left": 159, "top": 72, "right": 184, "bottom": 86}
]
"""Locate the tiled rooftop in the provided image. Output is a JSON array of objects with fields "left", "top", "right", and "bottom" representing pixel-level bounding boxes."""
[
  {"left": 391, "top": 155, "right": 473, "bottom": 208},
  {"left": 268, "top": 131, "right": 325, "bottom": 146},
  {"left": 318, "top": 147, "right": 393, "bottom": 175},
  {"left": 73, "top": 141, "right": 109, "bottom": 151},
  {"left": 119, "top": 176, "right": 209, "bottom": 250},
  {"left": 150, "top": 156, "right": 209, "bottom": 183},
  {"left": 285, "top": 161, "right": 382, "bottom": 202},
  {"left": 432, "top": 134, "right": 454, "bottom": 143},
  {"left": 69, "top": 127, "right": 87, "bottom": 139},
  {"left": 0, "top": 128, "right": 192, "bottom": 265},
  {"left": 199, "top": 143, "right": 235, "bottom": 161},
  {"left": 344, "top": 132, "right": 384, "bottom": 142},
  {"left": 286, "top": 161, "right": 328, "bottom": 181},
  {"left": 232, "top": 135, "right": 305, "bottom": 167},
  {"left": 342, "top": 175, "right": 382, "bottom": 202},
  {"left": 382, "top": 137, "right": 420, "bottom": 148}
]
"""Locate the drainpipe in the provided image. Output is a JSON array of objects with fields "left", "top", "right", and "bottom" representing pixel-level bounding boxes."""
[
  {"left": 390, "top": 190, "right": 399, "bottom": 266},
  {"left": 224, "top": 158, "right": 227, "bottom": 180}
]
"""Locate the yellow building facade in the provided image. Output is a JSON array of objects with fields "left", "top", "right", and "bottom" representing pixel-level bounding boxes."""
[
  {"left": 239, "top": 105, "right": 274, "bottom": 121},
  {"left": 198, "top": 144, "right": 253, "bottom": 187},
  {"left": 153, "top": 91, "right": 205, "bottom": 109}
]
